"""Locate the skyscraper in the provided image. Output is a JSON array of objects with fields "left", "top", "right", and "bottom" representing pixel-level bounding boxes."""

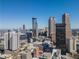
[
  {"left": 4, "top": 30, "right": 20, "bottom": 50},
  {"left": 48, "top": 17, "right": 56, "bottom": 43},
  {"left": 56, "top": 23, "right": 66, "bottom": 54},
  {"left": 62, "top": 13, "right": 72, "bottom": 52},
  {"left": 62, "top": 13, "right": 72, "bottom": 40},
  {"left": 56, "top": 13, "right": 72, "bottom": 54},
  {"left": 23, "top": 24, "right": 25, "bottom": 31},
  {"left": 48, "top": 13, "right": 72, "bottom": 54},
  {"left": 22, "top": 24, "right": 26, "bottom": 33},
  {"left": 32, "top": 18, "right": 38, "bottom": 38},
  {"left": 4, "top": 30, "right": 10, "bottom": 50}
]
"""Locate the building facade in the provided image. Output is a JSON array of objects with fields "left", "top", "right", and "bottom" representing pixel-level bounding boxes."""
[
  {"left": 48, "top": 17, "right": 56, "bottom": 43},
  {"left": 4, "top": 30, "right": 20, "bottom": 50},
  {"left": 32, "top": 18, "right": 38, "bottom": 38},
  {"left": 62, "top": 13, "right": 72, "bottom": 52},
  {"left": 62, "top": 13, "right": 72, "bottom": 40},
  {"left": 22, "top": 24, "right": 26, "bottom": 33},
  {"left": 48, "top": 13, "right": 72, "bottom": 54},
  {"left": 56, "top": 23, "right": 66, "bottom": 51},
  {"left": 56, "top": 13, "right": 72, "bottom": 54}
]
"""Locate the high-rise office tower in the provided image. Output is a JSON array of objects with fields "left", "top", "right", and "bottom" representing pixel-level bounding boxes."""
[
  {"left": 56, "top": 23, "right": 66, "bottom": 54},
  {"left": 55, "top": 13, "right": 72, "bottom": 54},
  {"left": 22, "top": 24, "right": 26, "bottom": 33},
  {"left": 48, "top": 17, "right": 56, "bottom": 43},
  {"left": 62, "top": 13, "right": 72, "bottom": 52},
  {"left": 32, "top": 18, "right": 38, "bottom": 38},
  {"left": 23, "top": 24, "right": 25, "bottom": 31},
  {"left": 4, "top": 30, "right": 20, "bottom": 50},
  {"left": 4, "top": 30, "right": 10, "bottom": 50},
  {"left": 62, "top": 13, "right": 72, "bottom": 40}
]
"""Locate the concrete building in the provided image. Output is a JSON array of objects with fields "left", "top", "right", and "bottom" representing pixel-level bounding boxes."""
[
  {"left": 48, "top": 17, "right": 56, "bottom": 43},
  {"left": 62, "top": 13, "right": 72, "bottom": 40},
  {"left": 56, "top": 13, "right": 72, "bottom": 54},
  {"left": 32, "top": 18, "right": 38, "bottom": 38},
  {"left": 18, "top": 51, "right": 32, "bottom": 59},
  {"left": 67, "top": 30, "right": 79, "bottom": 53},
  {"left": 4, "top": 30, "right": 20, "bottom": 50},
  {"left": 67, "top": 35, "right": 79, "bottom": 54},
  {"left": 22, "top": 24, "right": 26, "bottom": 33},
  {"left": 23, "top": 24, "right": 25, "bottom": 31},
  {"left": 67, "top": 37, "right": 77, "bottom": 53},
  {"left": 62, "top": 13, "right": 72, "bottom": 52},
  {"left": 48, "top": 13, "right": 72, "bottom": 54}
]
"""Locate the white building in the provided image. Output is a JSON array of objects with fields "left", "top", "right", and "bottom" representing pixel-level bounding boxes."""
[
  {"left": 67, "top": 38, "right": 77, "bottom": 53},
  {"left": 48, "top": 17, "right": 56, "bottom": 43},
  {"left": 4, "top": 30, "right": 20, "bottom": 50},
  {"left": 67, "top": 35, "right": 79, "bottom": 53}
]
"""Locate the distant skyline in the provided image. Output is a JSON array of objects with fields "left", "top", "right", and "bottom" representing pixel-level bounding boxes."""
[{"left": 0, "top": 0, "right": 79, "bottom": 29}]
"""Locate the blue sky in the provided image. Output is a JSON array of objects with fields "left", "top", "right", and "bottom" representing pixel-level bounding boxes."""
[{"left": 0, "top": 0, "right": 79, "bottom": 29}]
